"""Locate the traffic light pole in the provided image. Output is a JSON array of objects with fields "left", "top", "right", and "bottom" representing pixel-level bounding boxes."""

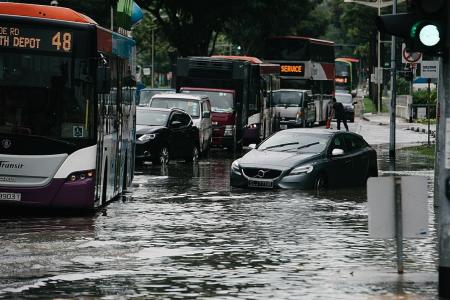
[
  {"left": 389, "top": 0, "right": 397, "bottom": 158},
  {"left": 438, "top": 4, "right": 450, "bottom": 295}
]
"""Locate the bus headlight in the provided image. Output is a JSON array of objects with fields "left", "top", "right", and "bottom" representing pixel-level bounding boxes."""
[
  {"left": 138, "top": 133, "right": 157, "bottom": 142},
  {"left": 224, "top": 125, "right": 234, "bottom": 136},
  {"left": 66, "top": 170, "right": 95, "bottom": 182},
  {"left": 288, "top": 165, "right": 313, "bottom": 176}
]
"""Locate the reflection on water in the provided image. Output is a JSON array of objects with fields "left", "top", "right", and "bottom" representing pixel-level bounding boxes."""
[{"left": 0, "top": 148, "right": 438, "bottom": 299}]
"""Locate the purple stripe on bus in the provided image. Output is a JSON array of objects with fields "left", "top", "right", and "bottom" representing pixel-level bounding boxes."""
[{"left": 0, "top": 178, "right": 95, "bottom": 209}]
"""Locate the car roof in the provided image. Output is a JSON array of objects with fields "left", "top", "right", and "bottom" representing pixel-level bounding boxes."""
[
  {"left": 137, "top": 107, "right": 187, "bottom": 114},
  {"left": 274, "top": 89, "right": 311, "bottom": 93},
  {"left": 278, "top": 128, "right": 365, "bottom": 139},
  {"left": 151, "top": 93, "right": 207, "bottom": 101}
]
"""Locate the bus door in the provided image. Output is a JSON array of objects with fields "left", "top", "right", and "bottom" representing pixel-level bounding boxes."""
[{"left": 114, "top": 58, "right": 124, "bottom": 195}]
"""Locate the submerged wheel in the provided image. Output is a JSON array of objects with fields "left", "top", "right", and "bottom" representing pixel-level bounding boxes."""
[
  {"left": 314, "top": 174, "right": 327, "bottom": 191},
  {"left": 152, "top": 146, "right": 169, "bottom": 165},
  {"left": 186, "top": 145, "right": 199, "bottom": 163}
]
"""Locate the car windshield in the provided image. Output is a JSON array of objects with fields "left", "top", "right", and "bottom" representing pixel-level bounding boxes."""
[
  {"left": 136, "top": 110, "right": 169, "bottom": 126},
  {"left": 258, "top": 131, "right": 329, "bottom": 153},
  {"left": 150, "top": 98, "right": 200, "bottom": 118},
  {"left": 139, "top": 89, "right": 175, "bottom": 106},
  {"left": 335, "top": 94, "right": 353, "bottom": 104},
  {"left": 272, "top": 91, "right": 304, "bottom": 107},
  {"left": 182, "top": 90, "right": 233, "bottom": 113}
]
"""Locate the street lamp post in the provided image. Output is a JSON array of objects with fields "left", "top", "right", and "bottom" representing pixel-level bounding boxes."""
[{"left": 343, "top": 0, "right": 404, "bottom": 113}]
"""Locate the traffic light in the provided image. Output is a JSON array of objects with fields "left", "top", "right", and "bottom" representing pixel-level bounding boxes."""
[{"left": 376, "top": 0, "right": 447, "bottom": 55}]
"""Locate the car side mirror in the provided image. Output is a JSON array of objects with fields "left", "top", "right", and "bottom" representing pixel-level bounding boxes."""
[
  {"left": 202, "top": 111, "right": 210, "bottom": 118},
  {"left": 248, "top": 144, "right": 256, "bottom": 149},
  {"left": 332, "top": 148, "right": 344, "bottom": 156},
  {"left": 170, "top": 120, "right": 182, "bottom": 128}
]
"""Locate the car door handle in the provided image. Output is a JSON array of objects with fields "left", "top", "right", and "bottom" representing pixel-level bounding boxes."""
[{"left": 344, "top": 160, "right": 352, "bottom": 165}]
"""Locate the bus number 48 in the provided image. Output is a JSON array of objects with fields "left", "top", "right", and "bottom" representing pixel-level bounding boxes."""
[{"left": 52, "top": 32, "right": 72, "bottom": 51}]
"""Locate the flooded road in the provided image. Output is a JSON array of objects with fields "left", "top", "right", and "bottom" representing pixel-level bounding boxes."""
[{"left": 0, "top": 147, "right": 438, "bottom": 299}]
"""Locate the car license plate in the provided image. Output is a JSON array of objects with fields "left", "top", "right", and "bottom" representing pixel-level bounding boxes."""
[
  {"left": 248, "top": 180, "right": 273, "bottom": 189},
  {"left": 280, "top": 124, "right": 287, "bottom": 130},
  {"left": 0, "top": 192, "right": 21, "bottom": 201}
]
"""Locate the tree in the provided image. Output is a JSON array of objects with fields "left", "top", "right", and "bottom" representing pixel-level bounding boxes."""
[
  {"left": 223, "top": 0, "right": 326, "bottom": 57},
  {"left": 135, "top": 0, "right": 239, "bottom": 57},
  {"left": 10, "top": 0, "right": 114, "bottom": 28}
]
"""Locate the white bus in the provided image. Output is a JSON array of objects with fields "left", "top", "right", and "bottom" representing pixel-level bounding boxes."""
[{"left": 0, "top": 3, "right": 136, "bottom": 210}]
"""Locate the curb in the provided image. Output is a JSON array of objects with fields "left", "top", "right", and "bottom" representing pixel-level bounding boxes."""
[{"left": 406, "top": 126, "right": 436, "bottom": 137}]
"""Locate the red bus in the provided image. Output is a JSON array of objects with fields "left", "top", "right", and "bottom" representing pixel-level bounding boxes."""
[{"left": 176, "top": 56, "right": 279, "bottom": 151}]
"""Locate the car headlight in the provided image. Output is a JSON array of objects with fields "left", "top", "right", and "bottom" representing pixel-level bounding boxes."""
[
  {"left": 231, "top": 160, "right": 241, "bottom": 174},
  {"left": 138, "top": 133, "right": 157, "bottom": 142},
  {"left": 288, "top": 165, "right": 313, "bottom": 176}
]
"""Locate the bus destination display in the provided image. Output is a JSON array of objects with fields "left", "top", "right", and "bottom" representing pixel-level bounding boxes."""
[
  {"left": 0, "top": 25, "right": 72, "bottom": 52},
  {"left": 280, "top": 64, "right": 305, "bottom": 76}
]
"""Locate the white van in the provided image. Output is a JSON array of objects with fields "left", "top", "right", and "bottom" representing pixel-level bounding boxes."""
[
  {"left": 272, "top": 89, "right": 316, "bottom": 129},
  {"left": 149, "top": 93, "right": 212, "bottom": 155}
]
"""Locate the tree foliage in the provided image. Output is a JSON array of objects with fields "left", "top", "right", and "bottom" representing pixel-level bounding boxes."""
[{"left": 134, "top": 0, "right": 240, "bottom": 57}]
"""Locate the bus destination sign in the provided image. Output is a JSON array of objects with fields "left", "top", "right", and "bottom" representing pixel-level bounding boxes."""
[
  {"left": 0, "top": 25, "right": 73, "bottom": 52},
  {"left": 280, "top": 64, "right": 305, "bottom": 76}
]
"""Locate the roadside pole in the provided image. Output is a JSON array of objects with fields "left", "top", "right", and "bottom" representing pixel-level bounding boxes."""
[
  {"left": 428, "top": 78, "right": 431, "bottom": 146},
  {"left": 438, "top": 12, "right": 450, "bottom": 295},
  {"left": 389, "top": 0, "right": 397, "bottom": 158}
]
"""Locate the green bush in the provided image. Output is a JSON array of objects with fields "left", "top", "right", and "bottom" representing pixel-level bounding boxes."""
[
  {"left": 413, "top": 89, "right": 437, "bottom": 104},
  {"left": 396, "top": 77, "right": 410, "bottom": 95}
]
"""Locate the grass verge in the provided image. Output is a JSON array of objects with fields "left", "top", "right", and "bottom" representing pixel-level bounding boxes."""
[{"left": 402, "top": 144, "right": 435, "bottom": 157}]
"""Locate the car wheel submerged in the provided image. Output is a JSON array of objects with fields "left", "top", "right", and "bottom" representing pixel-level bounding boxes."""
[
  {"left": 152, "top": 146, "right": 169, "bottom": 165},
  {"left": 186, "top": 145, "right": 199, "bottom": 163},
  {"left": 314, "top": 174, "right": 327, "bottom": 191}
]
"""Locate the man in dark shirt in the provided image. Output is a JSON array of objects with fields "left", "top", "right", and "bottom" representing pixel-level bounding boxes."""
[{"left": 332, "top": 98, "right": 349, "bottom": 131}]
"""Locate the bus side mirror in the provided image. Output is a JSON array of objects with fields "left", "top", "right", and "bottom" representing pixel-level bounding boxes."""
[{"left": 97, "top": 66, "right": 111, "bottom": 94}]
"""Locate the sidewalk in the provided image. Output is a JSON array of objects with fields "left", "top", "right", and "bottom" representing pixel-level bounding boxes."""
[{"left": 362, "top": 113, "right": 437, "bottom": 137}]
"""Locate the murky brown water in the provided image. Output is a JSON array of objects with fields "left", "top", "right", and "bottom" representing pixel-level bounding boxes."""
[{"left": 0, "top": 147, "right": 439, "bottom": 299}]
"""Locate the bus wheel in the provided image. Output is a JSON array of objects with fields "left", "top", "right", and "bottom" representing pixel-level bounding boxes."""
[
  {"left": 102, "top": 163, "right": 108, "bottom": 205},
  {"left": 153, "top": 146, "right": 169, "bottom": 165},
  {"left": 122, "top": 155, "right": 128, "bottom": 191}
]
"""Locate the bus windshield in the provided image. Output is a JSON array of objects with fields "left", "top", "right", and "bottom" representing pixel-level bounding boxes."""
[
  {"left": 272, "top": 90, "right": 304, "bottom": 107},
  {"left": 182, "top": 90, "right": 233, "bottom": 113},
  {"left": 264, "top": 38, "right": 309, "bottom": 61},
  {"left": 0, "top": 52, "right": 94, "bottom": 142},
  {"left": 150, "top": 98, "right": 200, "bottom": 118}
]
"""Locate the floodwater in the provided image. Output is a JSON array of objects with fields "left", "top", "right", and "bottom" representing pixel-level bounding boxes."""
[{"left": 0, "top": 146, "right": 439, "bottom": 299}]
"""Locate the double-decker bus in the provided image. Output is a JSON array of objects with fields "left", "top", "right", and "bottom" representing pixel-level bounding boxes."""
[
  {"left": 263, "top": 36, "right": 335, "bottom": 124},
  {"left": 335, "top": 57, "right": 359, "bottom": 95},
  {"left": 0, "top": 3, "right": 136, "bottom": 210},
  {"left": 176, "top": 56, "right": 279, "bottom": 150}
]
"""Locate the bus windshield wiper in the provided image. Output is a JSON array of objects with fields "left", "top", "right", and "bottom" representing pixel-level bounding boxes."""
[{"left": 261, "top": 142, "right": 299, "bottom": 151}]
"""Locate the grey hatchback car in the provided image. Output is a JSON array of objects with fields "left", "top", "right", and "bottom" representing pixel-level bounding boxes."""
[{"left": 230, "top": 129, "right": 378, "bottom": 190}]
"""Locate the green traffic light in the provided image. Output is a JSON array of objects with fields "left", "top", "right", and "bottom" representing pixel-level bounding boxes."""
[
  {"left": 420, "top": 24, "right": 440, "bottom": 46},
  {"left": 410, "top": 21, "right": 441, "bottom": 48}
]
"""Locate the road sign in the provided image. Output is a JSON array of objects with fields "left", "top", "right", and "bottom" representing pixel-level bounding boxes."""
[
  {"left": 402, "top": 43, "right": 423, "bottom": 64},
  {"left": 421, "top": 60, "right": 439, "bottom": 79},
  {"left": 143, "top": 67, "right": 151, "bottom": 76},
  {"left": 367, "top": 176, "right": 428, "bottom": 239}
]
